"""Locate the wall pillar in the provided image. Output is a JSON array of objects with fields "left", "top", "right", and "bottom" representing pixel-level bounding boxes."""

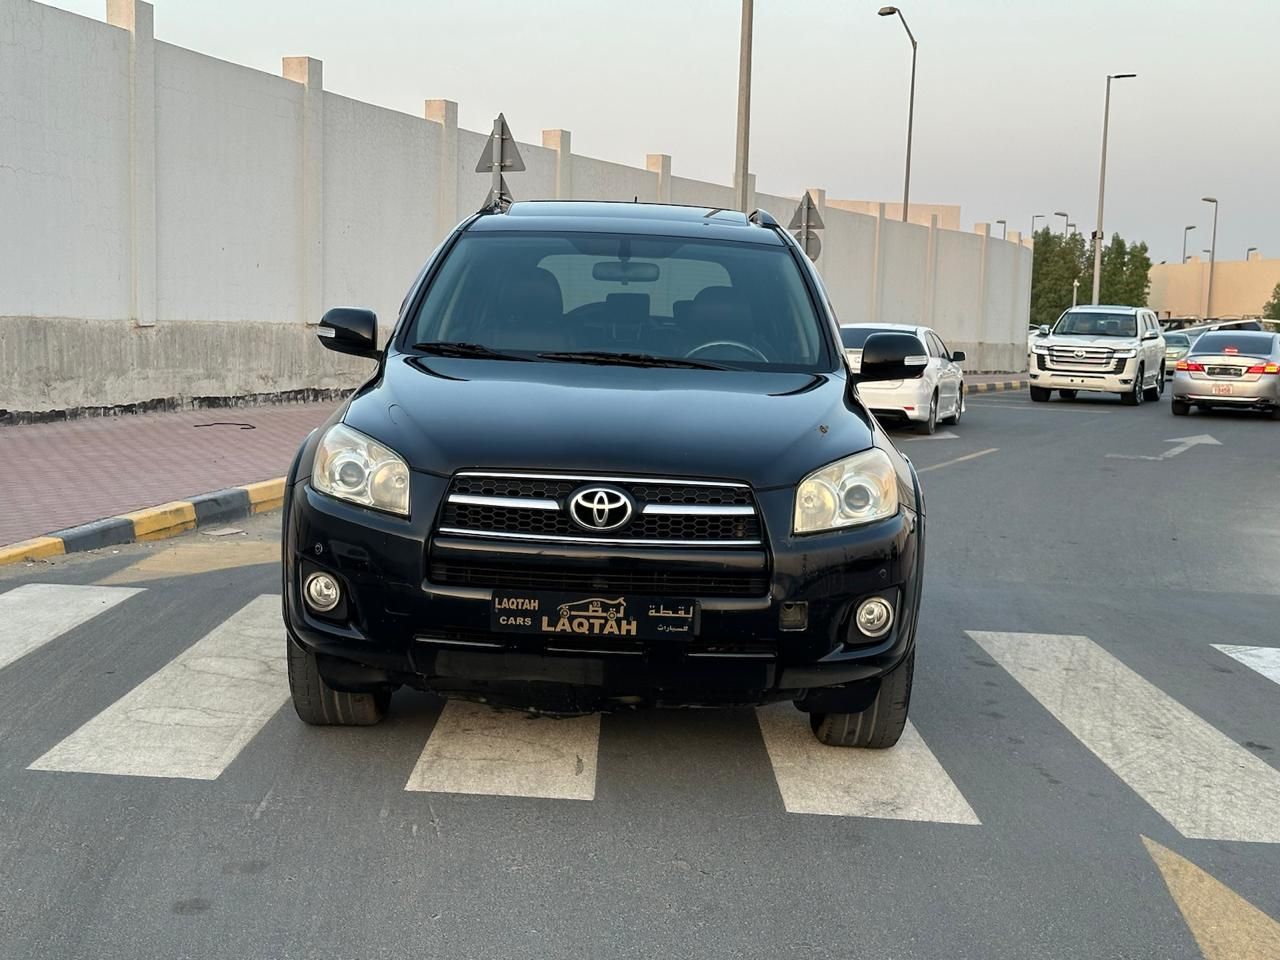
[
  {"left": 106, "top": 0, "right": 157, "bottom": 327},
  {"left": 424, "top": 99, "right": 459, "bottom": 235},
  {"left": 646, "top": 154, "right": 672, "bottom": 203},
  {"left": 924, "top": 214, "right": 939, "bottom": 328},
  {"left": 745, "top": 173, "right": 757, "bottom": 212},
  {"left": 542, "top": 129, "right": 572, "bottom": 199},
  {"left": 283, "top": 57, "right": 324, "bottom": 325},
  {"left": 871, "top": 203, "right": 886, "bottom": 324},
  {"left": 975, "top": 222, "right": 991, "bottom": 354}
]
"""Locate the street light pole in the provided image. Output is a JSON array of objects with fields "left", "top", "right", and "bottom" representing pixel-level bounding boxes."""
[
  {"left": 1246, "top": 246, "right": 1257, "bottom": 260},
  {"left": 1067, "top": 222, "right": 1077, "bottom": 236},
  {"left": 1030, "top": 213, "right": 1044, "bottom": 238},
  {"left": 879, "top": 7, "right": 917, "bottom": 223},
  {"left": 1073, "top": 278, "right": 1080, "bottom": 307},
  {"left": 1181, "top": 224, "right": 1195, "bottom": 265},
  {"left": 733, "top": 0, "right": 753, "bottom": 212},
  {"left": 1202, "top": 196, "right": 1219, "bottom": 319},
  {"left": 1055, "top": 211, "right": 1069, "bottom": 234},
  {"left": 996, "top": 219, "right": 1007, "bottom": 240},
  {"left": 1091, "top": 72, "right": 1136, "bottom": 304}
]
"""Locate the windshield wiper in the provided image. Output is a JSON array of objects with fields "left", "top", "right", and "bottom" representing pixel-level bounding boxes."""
[
  {"left": 536, "top": 350, "right": 732, "bottom": 370},
  {"left": 411, "top": 341, "right": 531, "bottom": 361}
]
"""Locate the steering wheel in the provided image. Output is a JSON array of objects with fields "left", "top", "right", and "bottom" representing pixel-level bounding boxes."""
[{"left": 685, "top": 340, "right": 769, "bottom": 363}]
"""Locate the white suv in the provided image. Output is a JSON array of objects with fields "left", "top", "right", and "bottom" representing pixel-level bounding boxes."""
[{"left": 1028, "top": 306, "right": 1166, "bottom": 405}]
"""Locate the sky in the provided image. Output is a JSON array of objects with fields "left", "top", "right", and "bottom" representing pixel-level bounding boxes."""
[{"left": 47, "top": 0, "right": 1280, "bottom": 264}]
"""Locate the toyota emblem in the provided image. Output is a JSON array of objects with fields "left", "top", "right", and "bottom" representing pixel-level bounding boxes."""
[
  {"left": 1073, "top": 348, "right": 1087, "bottom": 358},
  {"left": 568, "top": 485, "right": 634, "bottom": 532}
]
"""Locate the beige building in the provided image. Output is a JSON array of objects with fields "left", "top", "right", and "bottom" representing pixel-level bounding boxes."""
[{"left": 1149, "top": 250, "right": 1280, "bottom": 319}]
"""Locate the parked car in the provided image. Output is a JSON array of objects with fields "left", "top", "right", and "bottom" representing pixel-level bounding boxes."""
[
  {"left": 283, "top": 201, "right": 929, "bottom": 749},
  {"left": 1163, "top": 332, "right": 1194, "bottom": 375},
  {"left": 1171, "top": 330, "right": 1280, "bottom": 418},
  {"left": 1028, "top": 305, "right": 1165, "bottom": 404},
  {"left": 841, "top": 323, "right": 965, "bottom": 434}
]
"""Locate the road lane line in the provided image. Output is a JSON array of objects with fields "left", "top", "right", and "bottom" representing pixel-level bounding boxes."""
[
  {"left": 29, "top": 595, "right": 287, "bottom": 780},
  {"left": 0, "top": 584, "right": 143, "bottom": 673},
  {"left": 970, "top": 631, "right": 1280, "bottom": 843},
  {"left": 754, "top": 705, "right": 980, "bottom": 823},
  {"left": 405, "top": 701, "right": 599, "bottom": 800},
  {"left": 1213, "top": 644, "right": 1280, "bottom": 687},
  {"left": 917, "top": 448, "right": 999, "bottom": 474}
]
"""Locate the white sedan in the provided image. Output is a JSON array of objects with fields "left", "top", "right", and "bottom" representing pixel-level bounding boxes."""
[{"left": 841, "top": 323, "right": 966, "bottom": 435}]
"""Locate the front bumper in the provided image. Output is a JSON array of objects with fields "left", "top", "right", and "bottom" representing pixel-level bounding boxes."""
[
  {"left": 1028, "top": 354, "right": 1138, "bottom": 393},
  {"left": 283, "top": 477, "right": 923, "bottom": 709},
  {"left": 1172, "top": 371, "right": 1278, "bottom": 406}
]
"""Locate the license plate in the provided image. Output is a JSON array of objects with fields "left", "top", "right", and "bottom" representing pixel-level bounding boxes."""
[
  {"left": 1212, "top": 384, "right": 1233, "bottom": 396},
  {"left": 490, "top": 591, "right": 699, "bottom": 640}
]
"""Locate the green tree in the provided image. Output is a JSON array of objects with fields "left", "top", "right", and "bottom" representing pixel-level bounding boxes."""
[
  {"left": 1029, "top": 227, "right": 1090, "bottom": 328},
  {"left": 1096, "top": 233, "right": 1151, "bottom": 305},
  {"left": 1264, "top": 282, "right": 1280, "bottom": 321}
]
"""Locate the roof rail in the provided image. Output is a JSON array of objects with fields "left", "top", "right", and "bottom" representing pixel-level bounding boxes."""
[{"left": 748, "top": 209, "right": 779, "bottom": 227}]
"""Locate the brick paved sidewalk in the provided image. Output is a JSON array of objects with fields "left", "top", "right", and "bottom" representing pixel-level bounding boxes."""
[{"left": 0, "top": 403, "right": 336, "bottom": 546}]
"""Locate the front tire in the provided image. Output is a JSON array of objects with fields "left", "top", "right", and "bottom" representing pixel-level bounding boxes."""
[
  {"left": 1030, "top": 385, "right": 1051, "bottom": 403},
  {"left": 287, "top": 635, "right": 390, "bottom": 726},
  {"left": 809, "top": 649, "right": 915, "bottom": 749},
  {"left": 1122, "top": 366, "right": 1144, "bottom": 406}
]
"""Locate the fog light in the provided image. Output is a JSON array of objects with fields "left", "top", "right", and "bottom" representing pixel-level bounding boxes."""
[
  {"left": 854, "top": 597, "right": 894, "bottom": 638},
  {"left": 304, "top": 572, "right": 341, "bottom": 612}
]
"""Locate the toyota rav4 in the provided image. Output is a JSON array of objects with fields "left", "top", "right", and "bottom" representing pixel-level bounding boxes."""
[
  {"left": 1029, "top": 305, "right": 1166, "bottom": 404},
  {"left": 283, "top": 201, "right": 928, "bottom": 748}
]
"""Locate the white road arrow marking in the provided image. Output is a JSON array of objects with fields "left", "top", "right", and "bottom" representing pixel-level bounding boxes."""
[{"left": 1106, "top": 434, "right": 1221, "bottom": 461}]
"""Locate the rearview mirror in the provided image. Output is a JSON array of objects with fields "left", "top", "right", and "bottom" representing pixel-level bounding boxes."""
[
  {"left": 1142, "top": 330, "right": 1159, "bottom": 341},
  {"left": 318, "top": 307, "right": 379, "bottom": 359},
  {"left": 857, "top": 332, "right": 929, "bottom": 382},
  {"left": 950, "top": 350, "right": 967, "bottom": 363},
  {"left": 1036, "top": 325, "right": 1050, "bottom": 337},
  {"left": 591, "top": 261, "right": 660, "bottom": 283}
]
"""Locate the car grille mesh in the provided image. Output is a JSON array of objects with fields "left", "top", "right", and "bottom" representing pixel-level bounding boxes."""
[
  {"left": 440, "top": 503, "right": 760, "bottom": 542},
  {"left": 428, "top": 562, "right": 768, "bottom": 597}
]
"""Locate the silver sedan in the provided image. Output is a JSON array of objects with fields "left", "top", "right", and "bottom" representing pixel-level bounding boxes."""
[{"left": 1171, "top": 330, "right": 1280, "bottom": 418}]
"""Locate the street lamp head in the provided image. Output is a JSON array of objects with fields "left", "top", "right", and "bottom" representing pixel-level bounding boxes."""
[
  {"left": 1053, "top": 210, "right": 1068, "bottom": 217},
  {"left": 878, "top": 6, "right": 899, "bottom": 15},
  {"left": 1184, "top": 225, "right": 1196, "bottom": 231},
  {"left": 1110, "top": 73, "right": 1137, "bottom": 79},
  {"left": 996, "top": 219, "right": 1006, "bottom": 225},
  {"left": 1202, "top": 196, "right": 1217, "bottom": 204}
]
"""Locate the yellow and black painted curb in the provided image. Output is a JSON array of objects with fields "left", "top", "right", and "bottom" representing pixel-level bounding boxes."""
[
  {"left": 967, "top": 379, "right": 1028, "bottom": 394},
  {"left": 0, "top": 478, "right": 286, "bottom": 567}
]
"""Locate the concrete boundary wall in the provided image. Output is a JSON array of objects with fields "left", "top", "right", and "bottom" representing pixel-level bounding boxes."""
[{"left": 0, "top": 0, "right": 1030, "bottom": 417}]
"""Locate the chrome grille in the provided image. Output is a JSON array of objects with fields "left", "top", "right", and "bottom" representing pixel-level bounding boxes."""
[{"left": 436, "top": 471, "right": 762, "bottom": 546}]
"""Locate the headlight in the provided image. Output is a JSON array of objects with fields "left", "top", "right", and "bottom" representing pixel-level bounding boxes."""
[
  {"left": 1113, "top": 349, "right": 1137, "bottom": 359},
  {"left": 1032, "top": 344, "right": 1050, "bottom": 355},
  {"left": 794, "top": 448, "right": 899, "bottom": 535},
  {"left": 311, "top": 423, "right": 410, "bottom": 516}
]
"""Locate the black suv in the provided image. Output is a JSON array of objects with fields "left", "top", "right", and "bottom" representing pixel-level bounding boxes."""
[{"left": 283, "top": 201, "right": 927, "bottom": 748}]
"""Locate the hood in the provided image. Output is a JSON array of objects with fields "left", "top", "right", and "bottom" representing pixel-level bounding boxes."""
[
  {"left": 1040, "top": 335, "right": 1139, "bottom": 350},
  {"left": 341, "top": 354, "right": 874, "bottom": 490}
]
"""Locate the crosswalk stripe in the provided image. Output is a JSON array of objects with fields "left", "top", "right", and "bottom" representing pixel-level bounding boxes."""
[
  {"left": 0, "top": 583, "right": 143, "bottom": 673},
  {"left": 405, "top": 701, "right": 599, "bottom": 800},
  {"left": 754, "top": 704, "right": 980, "bottom": 823},
  {"left": 1213, "top": 644, "right": 1280, "bottom": 687},
  {"left": 970, "top": 631, "right": 1280, "bottom": 844},
  {"left": 29, "top": 595, "right": 287, "bottom": 781}
]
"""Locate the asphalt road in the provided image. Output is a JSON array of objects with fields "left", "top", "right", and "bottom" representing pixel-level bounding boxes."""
[{"left": 2, "top": 391, "right": 1279, "bottom": 960}]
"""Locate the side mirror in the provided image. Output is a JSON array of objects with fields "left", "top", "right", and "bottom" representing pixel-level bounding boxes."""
[
  {"left": 1036, "top": 325, "right": 1051, "bottom": 337},
  {"left": 1142, "top": 330, "right": 1159, "bottom": 341},
  {"left": 318, "top": 307, "right": 379, "bottom": 359},
  {"left": 857, "top": 332, "right": 929, "bottom": 382},
  {"left": 950, "top": 350, "right": 967, "bottom": 363}
]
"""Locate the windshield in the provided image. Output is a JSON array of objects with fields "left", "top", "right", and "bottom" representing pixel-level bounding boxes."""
[
  {"left": 1164, "top": 334, "right": 1190, "bottom": 347},
  {"left": 1190, "top": 332, "right": 1276, "bottom": 357},
  {"left": 405, "top": 232, "right": 829, "bottom": 371},
  {"left": 1053, "top": 311, "right": 1137, "bottom": 338}
]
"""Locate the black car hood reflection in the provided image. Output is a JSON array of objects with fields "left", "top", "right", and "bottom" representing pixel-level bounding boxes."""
[{"left": 342, "top": 354, "right": 875, "bottom": 490}]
